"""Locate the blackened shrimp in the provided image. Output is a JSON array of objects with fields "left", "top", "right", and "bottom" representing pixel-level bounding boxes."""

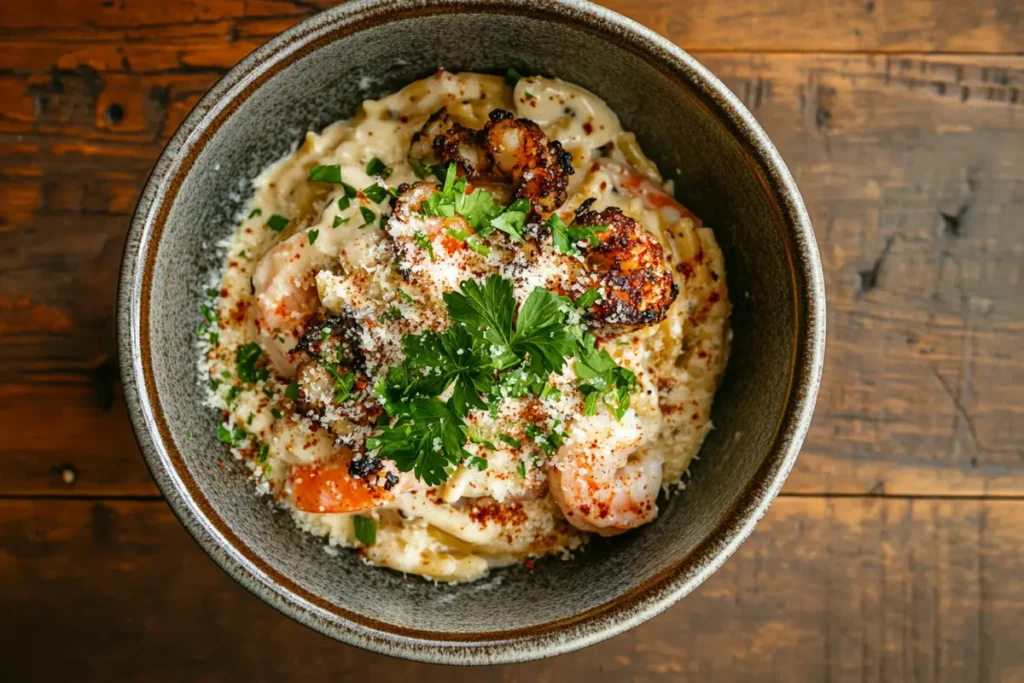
[
  {"left": 573, "top": 206, "right": 678, "bottom": 333},
  {"left": 410, "top": 107, "right": 574, "bottom": 217}
]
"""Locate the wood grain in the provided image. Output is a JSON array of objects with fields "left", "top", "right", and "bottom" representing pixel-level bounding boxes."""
[
  {"left": 2, "top": 0, "right": 1024, "bottom": 58},
  {"left": 3, "top": 496, "right": 1024, "bottom": 681},
  {"left": 2, "top": 50, "right": 1021, "bottom": 496}
]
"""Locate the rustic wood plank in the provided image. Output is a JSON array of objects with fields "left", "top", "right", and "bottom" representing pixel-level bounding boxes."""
[
  {"left": 2, "top": 0, "right": 1023, "bottom": 58},
  {"left": 3, "top": 496, "right": 1023, "bottom": 681}
]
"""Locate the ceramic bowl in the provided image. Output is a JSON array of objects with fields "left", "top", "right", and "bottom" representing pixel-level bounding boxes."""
[{"left": 118, "top": 0, "right": 825, "bottom": 664}]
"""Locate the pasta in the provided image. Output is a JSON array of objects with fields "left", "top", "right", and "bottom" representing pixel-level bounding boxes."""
[{"left": 198, "top": 70, "right": 730, "bottom": 582}]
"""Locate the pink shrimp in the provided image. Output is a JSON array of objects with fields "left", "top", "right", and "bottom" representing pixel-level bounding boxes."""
[{"left": 597, "top": 159, "right": 702, "bottom": 227}]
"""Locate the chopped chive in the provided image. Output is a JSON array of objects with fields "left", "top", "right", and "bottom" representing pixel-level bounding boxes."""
[
  {"left": 248, "top": 208, "right": 262, "bottom": 218},
  {"left": 353, "top": 515, "right": 377, "bottom": 544},
  {"left": 466, "top": 455, "right": 488, "bottom": 471},
  {"left": 517, "top": 459, "right": 527, "bottom": 478},
  {"left": 308, "top": 164, "right": 343, "bottom": 183}
]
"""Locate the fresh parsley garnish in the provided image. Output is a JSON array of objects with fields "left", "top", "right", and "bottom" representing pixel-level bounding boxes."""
[
  {"left": 236, "top": 343, "right": 269, "bottom": 383},
  {"left": 322, "top": 362, "right": 355, "bottom": 403},
  {"left": 308, "top": 164, "right": 342, "bottom": 183},
  {"left": 413, "top": 231, "right": 435, "bottom": 261},
  {"left": 363, "top": 183, "right": 388, "bottom": 204},
  {"left": 422, "top": 164, "right": 528, "bottom": 242},
  {"left": 353, "top": 515, "right": 377, "bottom": 544},
  {"left": 307, "top": 229, "right": 319, "bottom": 245},
  {"left": 498, "top": 433, "right": 522, "bottom": 449},
  {"left": 284, "top": 380, "right": 299, "bottom": 400},
  {"left": 575, "top": 287, "right": 602, "bottom": 309},
  {"left": 380, "top": 306, "right": 403, "bottom": 322},
  {"left": 338, "top": 183, "right": 358, "bottom": 210},
  {"left": 409, "top": 157, "right": 441, "bottom": 180},
  {"left": 248, "top": 208, "right": 262, "bottom": 218},
  {"left": 547, "top": 213, "right": 608, "bottom": 255},
  {"left": 332, "top": 215, "right": 349, "bottom": 228},
  {"left": 359, "top": 206, "right": 376, "bottom": 227},
  {"left": 506, "top": 67, "right": 525, "bottom": 86},
  {"left": 466, "top": 456, "right": 488, "bottom": 471},
  {"left": 218, "top": 422, "right": 247, "bottom": 447},
  {"left": 365, "top": 157, "right": 392, "bottom": 179},
  {"left": 366, "top": 398, "right": 468, "bottom": 486},
  {"left": 266, "top": 214, "right": 289, "bottom": 232},
  {"left": 575, "top": 334, "right": 636, "bottom": 419}
]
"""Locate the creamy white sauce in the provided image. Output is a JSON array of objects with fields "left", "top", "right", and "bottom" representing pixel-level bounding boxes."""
[{"left": 200, "top": 71, "right": 730, "bottom": 583}]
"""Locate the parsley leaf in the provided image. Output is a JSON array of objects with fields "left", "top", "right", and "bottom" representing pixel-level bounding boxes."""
[
  {"left": 409, "top": 157, "right": 441, "bottom": 180},
  {"left": 396, "top": 326, "right": 493, "bottom": 416},
  {"left": 466, "top": 455, "right": 488, "bottom": 471},
  {"left": 574, "top": 287, "right": 602, "bottom": 309},
  {"left": 443, "top": 276, "right": 517, "bottom": 364},
  {"left": 284, "top": 380, "right": 299, "bottom": 400},
  {"left": 512, "top": 287, "right": 577, "bottom": 375},
  {"left": 236, "top": 343, "right": 269, "bottom": 383},
  {"left": 547, "top": 214, "right": 608, "bottom": 254},
  {"left": 308, "top": 229, "right": 319, "bottom": 245},
  {"left": 248, "top": 208, "right": 262, "bottom": 218},
  {"left": 363, "top": 183, "right": 388, "bottom": 204},
  {"left": 332, "top": 215, "right": 349, "bottom": 228},
  {"left": 322, "top": 362, "right": 355, "bottom": 403},
  {"left": 367, "top": 398, "right": 467, "bottom": 486},
  {"left": 574, "top": 334, "right": 636, "bottom": 420},
  {"left": 359, "top": 206, "right": 376, "bottom": 227},
  {"left": 413, "top": 231, "right": 435, "bottom": 261},
  {"left": 308, "top": 164, "right": 342, "bottom": 183},
  {"left": 506, "top": 67, "right": 525, "bottom": 86},
  {"left": 365, "top": 157, "right": 392, "bottom": 179},
  {"left": 481, "top": 198, "right": 529, "bottom": 242},
  {"left": 338, "top": 183, "right": 358, "bottom": 210},
  {"left": 266, "top": 214, "right": 289, "bottom": 232}
]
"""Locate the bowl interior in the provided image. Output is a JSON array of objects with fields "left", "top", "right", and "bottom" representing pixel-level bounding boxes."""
[{"left": 135, "top": 2, "right": 806, "bottom": 656}]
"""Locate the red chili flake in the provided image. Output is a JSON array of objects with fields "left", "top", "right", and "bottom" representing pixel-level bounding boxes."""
[
  {"left": 523, "top": 559, "right": 535, "bottom": 571},
  {"left": 582, "top": 121, "right": 593, "bottom": 135}
]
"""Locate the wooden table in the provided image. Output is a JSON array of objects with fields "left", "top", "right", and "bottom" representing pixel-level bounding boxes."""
[{"left": 2, "top": 0, "right": 1022, "bottom": 679}]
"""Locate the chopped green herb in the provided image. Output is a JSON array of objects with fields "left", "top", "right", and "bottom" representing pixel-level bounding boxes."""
[
  {"left": 365, "top": 157, "right": 392, "bottom": 179},
  {"left": 353, "top": 515, "right": 377, "bottom": 544},
  {"left": 257, "top": 442, "right": 270, "bottom": 463},
  {"left": 409, "top": 156, "right": 441, "bottom": 180},
  {"left": 271, "top": 408, "right": 283, "bottom": 420},
  {"left": 466, "top": 455, "right": 489, "bottom": 471},
  {"left": 363, "top": 183, "right": 388, "bottom": 204},
  {"left": 574, "top": 334, "right": 636, "bottom": 420},
  {"left": 540, "top": 382, "right": 561, "bottom": 401},
  {"left": 465, "top": 236, "right": 491, "bottom": 256},
  {"left": 246, "top": 413, "right": 254, "bottom": 426},
  {"left": 225, "top": 385, "right": 240, "bottom": 406},
  {"left": 284, "top": 380, "right": 299, "bottom": 400},
  {"left": 498, "top": 433, "right": 522, "bottom": 449},
  {"left": 184, "top": 430, "right": 193, "bottom": 438},
  {"left": 413, "top": 231, "right": 435, "bottom": 261},
  {"left": 332, "top": 215, "right": 349, "bottom": 228},
  {"left": 506, "top": 67, "right": 525, "bottom": 86},
  {"left": 359, "top": 206, "right": 376, "bottom": 227},
  {"left": 322, "top": 363, "right": 355, "bottom": 403},
  {"left": 524, "top": 91, "right": 536, "bottom": 100},
  {"left": 397, "top": 289, "right": 414, "bottom": 304},
  {"left": 575, "top": 287, "right": 602, "bottom": 309},
  {"left": 469, "top": 435, "right": 497, "bottom": 451},
  {"left": 308, "top": 164, "right": 342, "bottom": 183},
  {"left": 236, "top": 343, "right": 269, "bottom": 383},
  {"left": 218, "top": 422, "right": 246, "bottom": 447},
  {"left": 380, "top": 306, "right": 403, "bottom": 322},
  {"left": 200, "top": 304, "right": 218, "bottom": 324},
  {"left": 547, "top": 213, "right": 608, "bottom": 254},
  {"left": 205, "top": 287, "right": 219, "bottom": 298},
  {"left": 446, "top": 227, "right": 469, "bottom": 242},
  {"left": 366, "top": 398, "right": 467, "bottom": 486},
  {"left": 266, "top": 214, "right": 289, "bottom": 232},
  {"left": 307, "top": 229, "right": 319, "bottom": 245},
  {"left": 517, "top": 459, "right": 527, "bottom": 478},
  {"left": 237, "top": 249, "right": 248, "bottom": 258},
  {"left": 248, "top": 208, "right": 262, "bottom": 218}
]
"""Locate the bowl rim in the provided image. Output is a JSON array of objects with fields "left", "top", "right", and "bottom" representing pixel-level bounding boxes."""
[{"left": 117, "top": 0, "right": 825, "bottom": 665}]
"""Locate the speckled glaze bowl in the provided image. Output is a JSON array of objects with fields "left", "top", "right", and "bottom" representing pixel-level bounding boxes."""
[{"left": 118, "top": 0, "right": 824, "bottom": 665}]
